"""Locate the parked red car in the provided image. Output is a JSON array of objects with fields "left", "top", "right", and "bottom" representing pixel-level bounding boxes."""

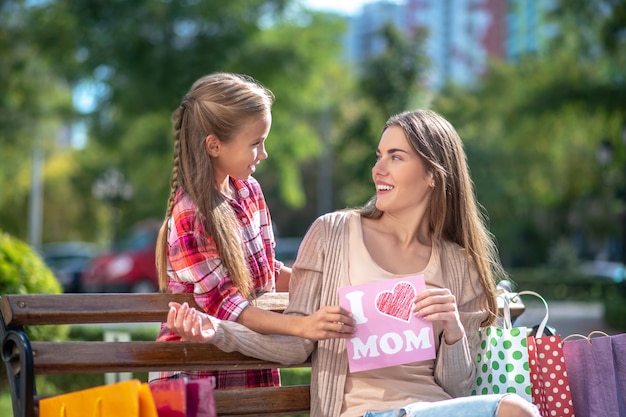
[{"left": 81, "top": 221, "right": 160, "bottom": 293}]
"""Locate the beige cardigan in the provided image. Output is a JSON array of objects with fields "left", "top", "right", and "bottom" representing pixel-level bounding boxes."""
[{"left": 211, "top": 211, "right": 489, "bottom": 417}]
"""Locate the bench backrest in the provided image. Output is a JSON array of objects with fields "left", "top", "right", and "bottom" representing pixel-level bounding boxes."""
[
  {"left": 1, "top": 290, "right": 525, "bottom": 417},
  {"left": 0, "top": 292, "right": 310, "bottom": 417}
]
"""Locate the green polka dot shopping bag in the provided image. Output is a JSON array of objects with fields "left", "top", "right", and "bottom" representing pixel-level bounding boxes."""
[{"left": 471, "top": 291, "right": 532, "bottom": 402}]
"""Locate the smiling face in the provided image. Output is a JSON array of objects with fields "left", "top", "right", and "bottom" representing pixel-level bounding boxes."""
[
  {"left": 210, "top": 111, "right": 272, "bottom": 186},
  {"left": 372, "top": 125, "right": 434, "bottom": 215}
]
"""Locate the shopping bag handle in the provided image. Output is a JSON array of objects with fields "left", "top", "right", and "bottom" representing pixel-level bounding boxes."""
[
  {"left": 58, "top": 397, "right": 103, "bottom": 417},
  {"left": 497, "top": 293, "right": 514, "bottom": 329},
  {"left": 562, "top": 330, "right": 609, "bottom": 344},
  {"left": 500, "top": 290, "right": 549, "bottom": 336}
]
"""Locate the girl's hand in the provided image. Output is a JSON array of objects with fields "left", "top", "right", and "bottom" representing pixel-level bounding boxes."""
[
  {"left": 412, "top": 288, "right": 465, "bottom": 344},
  {"left": 167, "top": 302, "right": 216, "bottom": 342},
  {"left": 299, "top": 306, "right": 356, "bottom": 340}
]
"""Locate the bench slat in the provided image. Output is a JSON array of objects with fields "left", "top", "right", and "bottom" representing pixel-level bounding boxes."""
[
  {"left": 214, "top": 386, "right": 311, "bottom": 416},
  {"left": 31, "top": 341, "right": 309, "bottom": 374},
  {"left": 0, "top": 292, "right": 289, "bottom": 326}
]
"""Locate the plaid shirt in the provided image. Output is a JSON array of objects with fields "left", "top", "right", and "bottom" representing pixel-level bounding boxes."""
[{"left": 154, "top": 177, "right": 281, "bottom": 389}]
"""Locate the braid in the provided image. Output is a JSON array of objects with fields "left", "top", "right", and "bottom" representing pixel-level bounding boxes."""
[{"left": 156, "top": 106, "right": 185, "bottom": 292}]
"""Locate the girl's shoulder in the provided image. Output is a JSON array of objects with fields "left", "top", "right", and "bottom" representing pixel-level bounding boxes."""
[{"left": 233, "top": 177, "right": 263, "bottom": 198}]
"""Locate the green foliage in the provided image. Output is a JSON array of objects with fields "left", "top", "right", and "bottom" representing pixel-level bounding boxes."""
[
  {"left": 0, "top": 231, "right": 68, "bottom": 393},
  {"left": 433, "top": 41, "right": 626, "bottom": 266},
  {"left": 0, "top": 390, "right": 10, "bottom": 417},
  {"left": 507, "top": 267, "right": 620, "bottom": 301},
  {"left": 0, "top": 230, "right": 62, "bottom": 297},
  {"left": 280, "top": 367, "right": 311, "bottom": 386},
  {"left": 604, "top": 293, "right": 626, "bottom": 331},
  {"left": 1, "top": 0, "right": 625, "bottom": 266},
  {"left": 334, "top": 22, "right": 430, "bottom": 211},
  {"left": 359, "top": 23, "right": 430, "bottom": 116}
]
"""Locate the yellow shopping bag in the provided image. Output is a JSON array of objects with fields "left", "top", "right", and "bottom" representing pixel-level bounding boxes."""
[{"left": 39, "top": 379, "right": 158, "bottom": 417}]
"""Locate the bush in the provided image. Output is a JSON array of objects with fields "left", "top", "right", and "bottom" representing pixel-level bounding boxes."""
[
  {"left": 604, "top": 295, "right": 626, "bottom": 331},
  {"left": 0, "top": 231, "right": 68, "bottom": 392},
  {"left": 505, "top": 268, "right": 618, "bottom": 301}
]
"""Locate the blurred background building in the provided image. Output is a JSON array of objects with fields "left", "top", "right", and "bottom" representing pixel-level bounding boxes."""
[{"left": 340, "top": 0, "right": 555, "bottom": 88}]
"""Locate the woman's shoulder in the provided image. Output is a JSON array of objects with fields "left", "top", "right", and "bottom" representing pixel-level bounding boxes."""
[
  {"left": 438, "top": 239, "right": 465, "bottom": 257},
  {"left": 314, "top": 209, "right": 357, "bottom": 229},
  {"left": 299, "top": 210, "right": 356, "bottom": 246}
]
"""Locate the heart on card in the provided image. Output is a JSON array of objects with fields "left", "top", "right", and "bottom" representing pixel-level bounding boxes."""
[{"left": 374, "top": 281, "right": 416, "bottom": 322}]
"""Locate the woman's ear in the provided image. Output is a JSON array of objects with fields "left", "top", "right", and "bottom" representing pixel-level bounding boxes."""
[
  {"left": 204, "top": 134, "right": 221, "bottom": 157},
  {"left": 427, "top": 170, "right": 436, "bottom": 188}
]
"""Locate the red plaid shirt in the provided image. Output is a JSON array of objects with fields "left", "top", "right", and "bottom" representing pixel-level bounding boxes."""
[{"left": 154, "top": 177, "right": 282, "bottom": 389}]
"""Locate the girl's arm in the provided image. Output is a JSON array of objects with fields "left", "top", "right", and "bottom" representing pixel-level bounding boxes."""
[
  {"left": 236, "top": 303, "right": 353, "bottom": 340},
  {"left": 275, "top": 264, "right": 291, "bottom": 292}
]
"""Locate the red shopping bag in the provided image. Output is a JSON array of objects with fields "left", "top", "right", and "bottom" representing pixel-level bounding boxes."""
[
  {"left": 514, "top": 291, "right": 574, "bottom": 416},
  {"left": 149, "top": 377, "right": 216, "bottom": 417}
]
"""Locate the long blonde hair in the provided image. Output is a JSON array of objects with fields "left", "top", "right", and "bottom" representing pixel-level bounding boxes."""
[
  {"left": 156, "top": 73, "right": 274, "bottom": 297},
  {"left": 360, "top": 109, "right": 504, "bottom": 325}
]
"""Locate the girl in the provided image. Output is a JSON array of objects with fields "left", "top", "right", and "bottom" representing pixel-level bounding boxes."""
[{"left": 153, "top": 72, "right": 352, "bottom": 389}]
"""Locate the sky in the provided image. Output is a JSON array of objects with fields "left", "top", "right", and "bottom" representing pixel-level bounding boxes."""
[{"left": 303, "top": 0, "right": 400, "bottom": 15}]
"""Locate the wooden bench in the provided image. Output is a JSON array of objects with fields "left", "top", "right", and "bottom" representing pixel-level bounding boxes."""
[
  {"left": 1, "top": 290, "right": 525, "bottom": 417},
  {"left": 0, "top": 292, "right": 310, "bottom": 417}
]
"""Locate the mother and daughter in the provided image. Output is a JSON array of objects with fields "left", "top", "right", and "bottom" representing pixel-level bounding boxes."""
[{"left": 153, "top": 71, "right": 539, "bottom": 417}]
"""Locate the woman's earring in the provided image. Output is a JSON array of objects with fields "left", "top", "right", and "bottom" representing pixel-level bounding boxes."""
[{"left": 430, "top": 181, "right": 435, "bottom": 188}]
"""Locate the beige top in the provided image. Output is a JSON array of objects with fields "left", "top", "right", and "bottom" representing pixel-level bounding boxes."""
[
  {"left": 341, "top": 214, "right": 451, "bottom": 417},
  {"left": 210, "top": 211, "right": 489, "bottom": 417}
]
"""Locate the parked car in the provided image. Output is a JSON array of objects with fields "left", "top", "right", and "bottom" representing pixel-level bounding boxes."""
[
  {"left": 41, "top": 241, "right": 100, "bottom": 292},
  {"left": 578, "top": 260, "right": 625, "bottom": 283},
  {"left": 81, "top": 221, "right": 160, "bottom": 293}
]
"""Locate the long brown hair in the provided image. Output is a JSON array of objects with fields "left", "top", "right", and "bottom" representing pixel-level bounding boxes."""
[
  {"left": 156, "top": 73, "right": 274, "bottom": 297},
  {"left": 359, "top": 109, "right": 504, "bottom": 325}
]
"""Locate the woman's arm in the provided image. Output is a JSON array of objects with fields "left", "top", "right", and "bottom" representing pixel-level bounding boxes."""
[
  {"left": 431, "top": 249, "right": 488, "bottom": 397},
  {"left": 166, "top": 301, "right": 313, "bottom": 365}
]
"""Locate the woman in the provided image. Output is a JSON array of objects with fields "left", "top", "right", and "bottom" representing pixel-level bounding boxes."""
[{"left": 166, "top": 109, "right": 538, "bottom": 416}]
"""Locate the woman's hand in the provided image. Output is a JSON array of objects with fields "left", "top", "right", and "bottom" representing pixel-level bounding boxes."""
[
  {"left": 297, "top": 306, "right": 356, "bottom": 340},
  {"left": 412, "top": 288, "right": 465, "bottom": 345},
  {"left": 167, "top": 302, "right": 216, "bottom": 342}
]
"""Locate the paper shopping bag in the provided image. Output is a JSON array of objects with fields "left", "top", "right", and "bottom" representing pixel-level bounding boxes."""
[
  {"left": 562, "top": 332, "right": 626, "bottom": 417},
  {"left": 186, "top": 378, "right": 216, "bottom": 417},
  {"left": 149, "top": 377, "right": 216, "bottom": 417},
  {"left": 471, "top": 290, "right": 533, "bottom": 401},
  {"left": 39, "top": 379, "right": 157, "bottom": 417},
  {"left": 471, "top": 325, "right": 532, "bottom": 400},
  {"left": 150, "top": 378, "right": 186, "bottom": 417},
  {"left": 510, "top": 291, "right": 575, "bottom": 416}
]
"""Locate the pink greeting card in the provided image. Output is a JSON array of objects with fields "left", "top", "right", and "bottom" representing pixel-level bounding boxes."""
[{"left": 339, "top": 275, "right": 436, "bottom": 372}]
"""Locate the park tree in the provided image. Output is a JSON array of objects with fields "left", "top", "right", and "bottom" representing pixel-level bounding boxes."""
[
  {"left": 0, "top": 0, "right": 81, "bottom": 243},
  {"left": 433, "top": 0, "right": 626, "bottom": 267},
  {"left": 227, "top": 10, "right": 357, "bottom": 236},
  {"left": 334, "top": 23, "right": 430, "bottom": 209},
  {"left": 0, "top": 0, "right": 355, "bottom": 242}
]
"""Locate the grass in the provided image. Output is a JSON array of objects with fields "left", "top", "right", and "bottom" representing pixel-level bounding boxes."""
[
  {"left": 1, "top": 390, "right": 12, "bottom": 416},
  {"left": 281, "top": 367, "right": 311, "bottom": 386}
]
